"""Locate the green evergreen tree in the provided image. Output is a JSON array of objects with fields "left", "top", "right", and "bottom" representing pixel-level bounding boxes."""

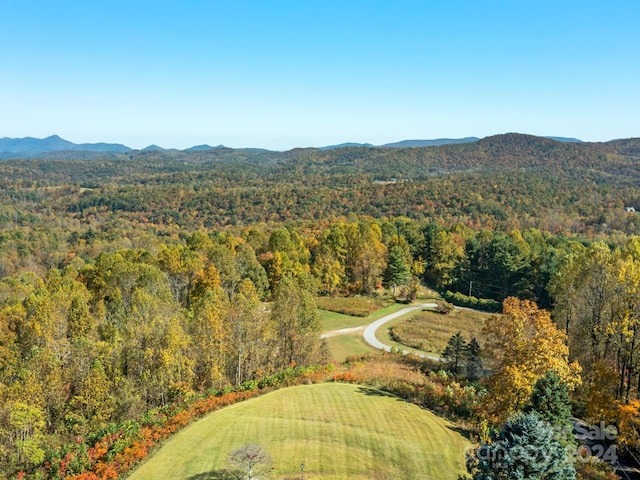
[
  {"left": 524, "top": 370, "right": 572, "bottom": 426},
  {"left": 442, "top": 331, "right": 467, "bottom": 375},
  {"left": 464, "top": 411, "right": 576, "bottom": 480},
  {"left": 383, "top": 245, "right": 411, "bottom": 289},
  {"left": 466, "top": 337, "right": 483, "bottom": 381}
]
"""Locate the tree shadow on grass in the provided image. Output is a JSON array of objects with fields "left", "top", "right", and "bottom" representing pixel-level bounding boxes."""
[
  {"left": 356, "top": 386, "right": 408, "bottom": 404},
  {"left": 446, "top": 424, "right": 474, "bottom": 441},
  {"left": 186, "top": 469, "right": 243, "bottom": 480},
  {"left": 356, "top": 385, "right": 396, "bottom": 398}
]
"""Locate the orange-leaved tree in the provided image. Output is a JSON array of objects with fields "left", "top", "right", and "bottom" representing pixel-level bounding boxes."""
[{"left": 483, "top": 297, "right": 581, "bottom": 422}]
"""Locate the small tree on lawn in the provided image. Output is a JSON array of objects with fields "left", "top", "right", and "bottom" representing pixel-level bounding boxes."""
[
  {"left": 463, "top": 411, "right": 576, "bottom": 480},
  {"left": 227, "top": 444, "right": 273, "bottom": 479}
]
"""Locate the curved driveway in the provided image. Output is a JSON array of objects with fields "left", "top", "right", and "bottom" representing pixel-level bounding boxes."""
[{"left": 362, "top": 303, "right": 441, "bottom": 361}]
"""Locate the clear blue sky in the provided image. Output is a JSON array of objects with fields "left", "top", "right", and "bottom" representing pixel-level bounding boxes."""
[{"left": 1, "top": 0, "right": 638, "bottom": 150}]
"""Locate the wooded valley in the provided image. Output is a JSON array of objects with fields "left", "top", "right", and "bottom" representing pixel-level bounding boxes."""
[{"left": 1, "top": 133, "right": 640, "bottom": 479}]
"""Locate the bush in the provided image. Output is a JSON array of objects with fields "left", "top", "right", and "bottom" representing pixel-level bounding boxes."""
[
  {"left": 436, "top": 300, "right": 455, "bottom": 314},
  {"left": 443, "top": 291, "right": 500, "bottom": 312}
]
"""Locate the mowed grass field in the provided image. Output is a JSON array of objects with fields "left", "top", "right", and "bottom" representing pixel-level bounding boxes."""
[
  {"left": 318, "top": 301, "right": 410, "bottom": 331},
  {"left": 128, "top": 383, "right": 470, "bottom": 480}
]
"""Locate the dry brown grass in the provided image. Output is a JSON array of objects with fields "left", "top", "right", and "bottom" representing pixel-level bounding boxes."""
[
  {"left": 390, "top": 308, "right": 490, "bottom": 354},
  {"left": 345, "top": 354, "right": 428, "bottom": 386},
  {"left": 315, "top": 296, "right": 394, "bottom": 317}
]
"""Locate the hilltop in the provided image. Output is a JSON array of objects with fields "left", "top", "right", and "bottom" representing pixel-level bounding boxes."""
[
  {"left": 0, "top": 134, "right": 130, "bottom": 158},
  {"left": 128, "top": 383, "right": 470, "bottom": 480},
  {"left": 0, "top": 132, "right": 598, "bottom": 159}
]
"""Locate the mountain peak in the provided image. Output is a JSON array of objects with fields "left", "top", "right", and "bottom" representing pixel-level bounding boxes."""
[
  {"left": 186, "top": 144, "right": 226, "bottom": 151},
  {"left": 142, "top": 144, "right": 165, "bottom": 151}
]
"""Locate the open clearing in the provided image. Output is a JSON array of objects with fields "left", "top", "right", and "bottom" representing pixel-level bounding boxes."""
[
  {"left": 386, "top": 308, "right": 490, "bottom": 355},
  {"left": 320, "top": 302, "right": 416, "bottom": 363},
  {"left": 318, "top": 302, "right": 409, "bottom": 331},
  {"left": 128, "top": 383, "right": 470, "bottom": 480},
  {"left": 319, "top": 299, "right": 441, "bottom": 363}
]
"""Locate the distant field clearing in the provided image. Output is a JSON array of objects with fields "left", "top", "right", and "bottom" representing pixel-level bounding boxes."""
[{"left": 128, "top": 383, "right": 470, "bottom": 480}]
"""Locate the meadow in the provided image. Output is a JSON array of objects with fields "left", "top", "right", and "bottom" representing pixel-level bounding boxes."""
[{"left": 387, "top": 308, "right": 489, "bottom": 354}]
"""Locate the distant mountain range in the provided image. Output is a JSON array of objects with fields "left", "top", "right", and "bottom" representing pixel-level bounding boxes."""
[
  {"left": 0, "top": 134, "right": 587, "bottom": 159},
  {"left": 319, "top": 137, "right": 482, "bottom": 149},
  {"left": 0, "top": 135, "right": 130, "bottom": 156},
  {"left": 381, "top": 137, "right": 482, "bottom": 148}
]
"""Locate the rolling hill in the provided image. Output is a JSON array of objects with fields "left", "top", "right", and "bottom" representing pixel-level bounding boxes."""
[
  {"left": 1, "top": 132, "right": 639, "bottom": 235},
  {"left": 127, "top": 383, "right": 470, "bottom": 480},
  {"left": 380, "top": 137, "right": 480, "bottom": 147}
]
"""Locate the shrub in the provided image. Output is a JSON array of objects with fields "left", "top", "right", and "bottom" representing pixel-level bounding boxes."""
[
  {"left": 436, "top": 300, "right": 454, "bottom": 314},
  {"left": 443, "top": 291, "right": 500, "bottom": 312},
  {"left": 464, "top": 412, "right": 576, "bottom": 479}
]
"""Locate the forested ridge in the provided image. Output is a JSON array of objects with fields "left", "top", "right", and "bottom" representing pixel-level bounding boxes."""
[
  {"left": 2, "top": 133, "right": 640, "bottom": 478},
  {"left": 1, "top": 134, "right": 639, "bottom": 236}
]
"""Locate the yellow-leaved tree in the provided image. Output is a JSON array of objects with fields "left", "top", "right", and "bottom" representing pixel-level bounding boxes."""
[
  {"left": 618, "top": 400, "right": 640, "bottom": 455},
  {"left": 483, "top": 297, "right": 582, "bottom": 422}
]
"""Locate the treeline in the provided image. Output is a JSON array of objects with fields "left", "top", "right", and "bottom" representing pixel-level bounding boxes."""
[
  {"left": 0, "top": 214, "right": 614, "bottom": 306},
  {"left": 0, "top": 218, "right": 582, "bottom": 305}
]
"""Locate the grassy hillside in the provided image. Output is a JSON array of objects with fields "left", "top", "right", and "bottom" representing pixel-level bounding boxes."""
[{"left": 128, "top": 383, "right": 470, "bottom": 480}]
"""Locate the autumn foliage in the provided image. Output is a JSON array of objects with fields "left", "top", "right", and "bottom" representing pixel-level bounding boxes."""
[
  {"left": 482, "top": 298, "right": 582, "bottom": 422},
  {"left": 32, "top": 365, "right": 330, "bottom": 480},
  {"left": 334, "top": 353, "right": 485, "bottom": 423}
]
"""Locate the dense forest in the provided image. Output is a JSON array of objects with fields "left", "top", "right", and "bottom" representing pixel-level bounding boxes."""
[
  {"left": 1, "top": 133, "right": 640, "bottom": 478},
  {"left": 0, "top": 133, "right": 639, "bottom": 236}
]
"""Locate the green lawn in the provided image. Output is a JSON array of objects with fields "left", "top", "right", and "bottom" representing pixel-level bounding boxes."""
[
  {"left": 128, "top": 383, "right": 470, "bottom": 480},
  {"left": 319, "top": 309, "right": 368, "bottom": 331},
  {"left": 319, "top": 302, "right": 414, "bottom": 331}
]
